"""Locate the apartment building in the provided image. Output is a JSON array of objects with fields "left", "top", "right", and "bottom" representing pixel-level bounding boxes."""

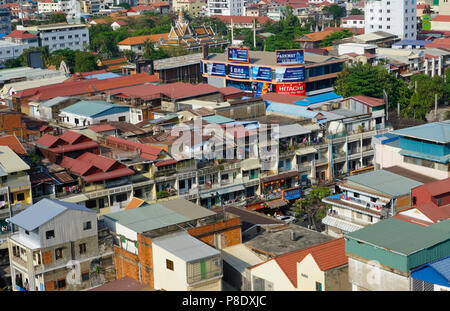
[
  {"left": 17, "top": 24, "right": 90, "bottom": 53},
  {"left": 364, "top": 0, "right": 417, "bottom": 40},
  {"left": 0, "top": 146, "right": 32, "bottom": 248},
  {"left": 0, "top": 7, "right": 11, "bottom": 35},
  {"left": 103, "top": 198, "right": 241, "bottom": 290},
  {"left": 207, "top": 0, "right": 245, "bottom": 16},
  {"left": 373, "top": 121, "right": 450, "bottom": 180},
  {"left": 37, "top": 0, "right": 71, "bottom": 14},
  {"left": 341, "top": 15, "right": 365, "bottom": 30},
  {"left": 0, "top": 30, "right": 40, "bottom": 64},
  {"left": 321, "top": 169, "right": 423, "bottom": 237},
  {"left": 7, "top": 199, "right": 115, "bottom": 291},
  {"left": 345, "top": 218, "right": 450, "bottom": 291},
  {"left": 172, "top": 0, "right": 205, "bottom": 17}
]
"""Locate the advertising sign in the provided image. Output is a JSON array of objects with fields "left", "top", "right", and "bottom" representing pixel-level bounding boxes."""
[
  {"left": 282, "top": 187, "right": 302, "bottom": 201},
  {"left": 276, "top": 82, "right": 306, "bottom": 96},
  {"left": 275, "top": 67, "right": 305, "bottom": 82},
  {"left": 227, "top": 47, "right": 250, "bottom": 63},
  {"left": 422, "top": 15, "right": 431, "bottom": 30},
  {"left": 228, "top": 64, "right": 250, "bottom": 79},
  {"left": 254, "top": 82, "right": 271, "bottom": 97},
  {"left": 251, "top": 66, "right": 272, "bottom": 81},
  {"left": 206, "top": 62, "right": 226, "bottom": 76},
  {"left": 276, "top": 49, "right": 305, "bottom": 65}
]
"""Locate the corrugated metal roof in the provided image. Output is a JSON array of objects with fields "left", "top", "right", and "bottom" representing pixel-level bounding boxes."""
[
  {"left": 203, "top": 115, "right": 235, "bottom": 124},
  {"left": 222, "top": 244, "right": 263, "bottom": 273},
  {"left": 0, "top": 146, "right": 30, "bottom": 173},
  {"left": 8, "top": 198, "right": 96, "bottom": 231},
  {"left": 266, "top": 102, "right": 322, "bottom": 119},
  {"left": 278, "top": 124, "right": 311, "bottom": 138},
  {"left": 40, "top": 96, "right": 71, "bottom": 107},
  {"left": 104, "top": 204, "right": 190, "bottom": 233},
  {"left": 393, "top": 122, "right": 450, "bottom": 144},
  {"left": 61, "top": 100, "right": 129, "bottom": 118},
  {"left": 158, "top": 199, "right": 215, "bottom": 220},
  {"left": 295, "top": 92, "right": 342, "bottom": 106},
  {"left": 152, "top": 231, "right": 219, "bottom": 262},
  {"left": 346, "top": 218, "right": 450, "bottom": 256},
  {"left": 345, "top": 169, "right": 423, "bottom": 197}
]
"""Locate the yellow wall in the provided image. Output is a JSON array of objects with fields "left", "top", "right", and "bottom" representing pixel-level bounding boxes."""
[
  {"left": 12, "top": 189, "right": 32, "bottom": 205},
  {"left": 297, "top": 254, "right": 325, "bottom": 291}
]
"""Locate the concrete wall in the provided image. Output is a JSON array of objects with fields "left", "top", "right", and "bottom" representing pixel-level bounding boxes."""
[
  {"left": 250, "top": 259, "right": 296, "bottom": 291},
  {"left": 296, "top": 254, "right": 325, "bottom": 291},
  {"left": 348, "top": 257, "right": 410, "bottom": 291},
  {"left": 152, "top": 241, "right": 188, "bottom": 291},
  {"left": 324, "top": 265, "right": 351, "bottom": 291}
]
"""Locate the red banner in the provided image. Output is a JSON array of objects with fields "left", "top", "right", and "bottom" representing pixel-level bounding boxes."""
[{"left": 276, "top": 82, "right": 306, "bottom": 96}]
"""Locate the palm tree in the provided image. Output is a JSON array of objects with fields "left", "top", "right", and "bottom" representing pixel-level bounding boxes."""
[
  {"left": 291, "top": 186, "right": 331, "bottom": 230},
  {"left": 143, "top": 38, "right": 153, "bottom": 58}
]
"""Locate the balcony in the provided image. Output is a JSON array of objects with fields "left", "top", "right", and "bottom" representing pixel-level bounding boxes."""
[{"left": 297, "top": 163, "right": 311, "bottom": 172}]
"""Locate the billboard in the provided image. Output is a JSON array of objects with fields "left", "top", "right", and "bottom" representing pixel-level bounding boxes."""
[
  {"left": 253, "top": 82, "right": 271, "bottom": 97},
  {"left": 251, "top": 66, "right": 272, "bottom": 81},
  {"left": 275, "top": 67, "right": 305, "bottom": 82},
  {"left": 228, "top": 64, "right": 250, "bottom": 79},
  {"left": 422, "top": 15, "right": 431, "bottom": 30},
  {"left": 227, "top": 47, "right": 250, "bottom": 63},
  {"left": 206, "top": 62, "right": 226, "bottom": 76},
  {"left": 276, "top": 49, "right": 305, "bottom": 65},
  {"left": 276, "top": 82, "right": 306, "bottom": 96},
  {"left": 282, "top": 187, "right": 302, "bottom": 201}
]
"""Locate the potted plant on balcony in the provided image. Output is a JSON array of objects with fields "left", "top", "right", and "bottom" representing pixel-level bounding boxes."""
[{"left": 358, "top": 124, "right": 364, "bottom": 133}]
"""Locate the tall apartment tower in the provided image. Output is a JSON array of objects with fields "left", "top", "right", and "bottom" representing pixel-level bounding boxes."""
[
  {"left": 364, "top": 0, "right": 417, "bottom": 40},
  {"left": 207, "top": 0, "right": 244, "bottom": 16}
]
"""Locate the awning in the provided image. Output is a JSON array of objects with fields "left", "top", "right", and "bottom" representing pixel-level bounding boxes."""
[
  {"left": 241, "top": 158, "right": 261, "bottom": 171},
  {"left": 322, "top": 216, "right": 363, "bottom": 233},
  {"left": 265, "top": 199, "right": 287, "bottom": 209},
  {"left": 61, "top": 194, "right": 89, "bottom": 203},
  {"left": 200, "top": 192, "right": 213, "bottom": 199},
  {"left": 296, "top": 147, "right": 317, "bottom": 156},
  {"left": 217, "top": 184, "right": 245, "bottom": 195},
  {"left": 278, "top": 124, "right": 311, "bottom": 139},
  {"left": 261, "top": 171, "right": 299, "bottom": 183}
]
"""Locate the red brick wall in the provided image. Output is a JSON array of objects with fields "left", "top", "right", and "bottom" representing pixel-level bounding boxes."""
[{"left": 188, "top": 217, "right": 241, "bottom": 248}]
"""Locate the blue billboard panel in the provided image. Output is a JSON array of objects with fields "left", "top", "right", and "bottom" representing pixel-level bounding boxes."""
[
  {"left": 206, "top": 62, "right": 226, "bottom": 76},
  {"left": 228, "top": 64, "right": 250, "bottom": 79},
  {"left": 251, "top": 66, "right": 272, "bottom": 81},
  {"left": 227, "top": 47, "right": 249, "bottom": 63},
  {"left": 282, "top": 187, "right": 302, "bottom": 201},
  {"left": 276, "top": 49, "right": 304, "bottom": 65},
  {"left": 275, "top": 67, "right": 305, "bottom": 82}
]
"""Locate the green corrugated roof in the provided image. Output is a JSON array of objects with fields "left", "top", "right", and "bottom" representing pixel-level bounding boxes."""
[
  {"left": 104, "top": 203, "right": 190, "bottom": 233},
  {"left": 346, "top": 218, "right": 450, "bottom": 256},
  {"left": 345, "top": 169, "right": 423, "bottom": 197}
]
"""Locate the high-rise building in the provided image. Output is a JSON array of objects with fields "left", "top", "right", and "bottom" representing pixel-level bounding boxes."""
[
  {"left": 364, "top": 0, "right": 417, "bottom": 40},
  {"left": 0, "top": 7, "right": 11, "bottom": 35},
  {"left": 207, "top": 0, "right": 244, "bottom": 16}
]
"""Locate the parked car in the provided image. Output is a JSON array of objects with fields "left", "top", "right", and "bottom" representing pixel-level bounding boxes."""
[{"left": 275, "top": 215, "right": 297, "bottom": 223}]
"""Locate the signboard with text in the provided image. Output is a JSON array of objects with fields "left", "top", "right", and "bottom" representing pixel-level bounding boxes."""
[
  {"left": 276, "top": 82, "right": 306, "bottom": 96},
  {"left": 206, "top": 62, "right": 226, "bottom": 76},
  {"left": 276, "top": 49, "right": 305, "bottom": 65},
  {"left": 227, "top": 47, "right": 250, "bottom": 63},
  {"left": 282, "top": 187, "right": 302, "bottom": 201},
  {"left": 422, "top": 15, "right": 431, "bottom": 30},
  {"left": 228, "top": 64, "right": 250, "bottom": 79},
  {"left": 275, "top": 67, "right": 305, "bottom": 82},
  {"left": 251, "top": 66, "right": 272, "bottom": 81}
]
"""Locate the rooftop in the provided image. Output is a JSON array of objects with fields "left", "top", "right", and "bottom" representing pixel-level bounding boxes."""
[
  {"left": 245, "top": 224, "right": 332, "bottom": 257},
  {"left": 89, "top": 277, "right": 153, "bottom": 291},
  {"left": 393, "top": 122, "right": 450, "bottom": 144},
  {"left": 0, "top": 146, "right": 30, "bottom": 173},
  {"left": 152, "top": 231, "right": 220, "bottom": 263},
  {"left": 0, "top": 135, "right": 26, "bottom": 155},
  {"left": 60, "top": 100, "right": 129, "bottom": 118},
  {"left": 346, "top": 218, "right": 450, "bottom": 256},
  {"left": 8, "top": 198, "right": 95, "bottom": 231},
  {"left": 411, "top": 255, "right": 450, "bottom": 288}
]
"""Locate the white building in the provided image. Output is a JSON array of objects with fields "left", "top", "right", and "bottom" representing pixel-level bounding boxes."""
[
  {"left": 17, "top": 24, "right": 90, "bottom": 53},
  {"left": 37, "top": 0, "right": 72, "bottom": 14},
  {"left": 207, "top": 0, "right": 245, "bottom": 16},
  {"left": 364, "top": 0, "right": 417, "bottom": 40},
  {"left": 0, "top": 41, "right": 30, "bottom": 64},
  {"left": 341, "top": 15, "right": 365, "bottom": 29}
]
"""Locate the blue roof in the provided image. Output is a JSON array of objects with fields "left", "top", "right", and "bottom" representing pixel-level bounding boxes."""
[
  {"left": 294, "top": 92, "right": 342, "bottom": 106},
  {"left": 374, "top": 132, "right": 399, "bottom": 144},
  {"left": 8, "top": 199, "right": 96, "bottom": 231},
  {"left": 266, "top": 102, "right": 323, "bottom": 119},
  {"left": 411, "top": 256, "right": 450, "bottom": 287},
  {"left": 61, "top": 100, "right": 129, "bottom": 118},
  {"left": 203, "top": 115, "right": 235, "bottom": 124},
  {"left": 393, "top": 40, "right": 432, "bottom": 47},
  {"left": 85, "top": 72, "right": 121, "bottom": 80},
  {"left": 393, "top": 122, "right": 450, "bottom": 144}
]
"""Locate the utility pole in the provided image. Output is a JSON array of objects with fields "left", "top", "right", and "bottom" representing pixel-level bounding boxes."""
[
  {"left": 253, "top": 19, "right": 256, "bottom": 50},
  {"left": 435, "top": 93, "right": 438, "bottom": 120},
  {"left": 231, "top": 18, "right": 234, "bottom": 46}
]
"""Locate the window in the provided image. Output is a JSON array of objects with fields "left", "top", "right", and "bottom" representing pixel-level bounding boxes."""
[
  {"left": 316, "top": 281, "right": 322, "bottom": 291},
  {"left": 412, "top": 196, "right": 417, "bottom": 205},
  {"left": 166, "top": 259, "right": 174, "bottom": 271},
  {"left": 81, "top": 272, "right": 89, "bottom": 281},
  {"left": 16, "top": 192, "right": 25, "bottom": 201},
  {"left": 46, "top": 230, "right": 55, "bottom": 240},
  {"left": 83, "top": 221, "right": 91, "bottom": 230},
  {"left": 118, "top": 116, "right": 126, "bottom": 122},
  {"left": 55, "top": 247, "right": 63, "bottom": 260},
  {"left": 56, "top": 279, "right": 66, "bottom": 289},
  {"left": 25, "top": 230, "right": 29, "bottom": 235},
  {"left": 79, "top": 243, "right": 87, "bottom": 255},
  {"left": 74, "top": 118, "right": 79, "bottom": 125},
  {"left": 116, "top": 193, "right": 127, "bottom": 202},
  {"left": 437, "top": 198, "right": 443, "bottom": 206},
  {"left": 353, "top": 193, "right": 359, "bottom": 198}
]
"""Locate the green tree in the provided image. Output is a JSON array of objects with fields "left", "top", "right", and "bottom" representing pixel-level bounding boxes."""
[
  {"left": 323, "top": 4, "right": 345, "bottom": 22},
  {"left": 318, "top": 29, "right": 353, "bottom": 47},
  {"left": 349, "top": 8, "right": 364, "bottom": 15},
  {"left": 117, "top": 2, "right": 131, "bottom": 9},
  {"left": 292, "top": 187, "right": 332, "bottom": 229},
  {"left": 49, "top": 12, "right": 67, "bottom": 24},
  {"left": 74, "top": 52, "right": 98, "bottom": 72}
]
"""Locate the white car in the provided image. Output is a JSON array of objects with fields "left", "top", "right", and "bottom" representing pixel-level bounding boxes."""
[{"left": 276, "top": 215, "right": 297, "bottom": 223}]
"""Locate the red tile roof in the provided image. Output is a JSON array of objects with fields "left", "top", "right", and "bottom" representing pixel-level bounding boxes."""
[
  {"left": 59, "top": 131, "right": 85, "bottom": 145},
  {"left": 273, "top": 238, "right": 347, "bottom": 287},
  {"left": 89, "top": 124, "right": 116, "bottom": 133},
  {"left": 219, "top": 86, "right": 244, "bottom": 96},
  {"left": 4, "top": 30, "right": 37, "bottom": 39},
  {"left": 77, "top": 151, "right": 118, "bottom": 172},
  {"left": 425, "top": 37, "right": 450, "bottom": 49},
  {"left": 348, "top": 95, "right": 385, "bottom": 107},
  {"left": 416, "top": 202, "right": 450, "bottom": 223},
  {"left": 106, "top": 136, "right": 163, "bottom": 161},
  {"left": 15, "top": 74, "right": 159, "bottom": 101},
  {"left": 154, "top": 159, "right": 177, "bottom": 167},
  {"left": 35, "top": 134, "right": 64, "bottom": 148},
  {"left": 210, "top": 15, "right": 274, "bottom": 24},
  {"left": 0, "top": 135, "right": 26, "bottom": 155},
  {"left": 342, "top": 15, "right": 364, "bottom": 21},
  {"left": 415, "top": 177, "right": 450, "bottom": 197},
  {"left": 431, "top": 15, "right": 450, "bottom": 22}
]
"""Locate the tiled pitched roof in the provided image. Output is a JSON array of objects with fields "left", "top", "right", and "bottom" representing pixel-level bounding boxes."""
[
  {"left": 0, "top": 135, "right": 26, "bottom": 155},
  {"left": 274, "top": 238, "right": 347, "bottom": 287},
  {"left": 4, "top": 30, "right": 38, "bottom": 39},
  {"left": 210, "top": 15, "right": 274, "bottom": 24},
  {"left": 348, "top": 95, "right": 385, "bottom": 107},
  {"left": 415, "top": 177, "right": 450, "bottom": 197},
  {"left": 118, "top": 33, "right": 169, "bottom": 46}
]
